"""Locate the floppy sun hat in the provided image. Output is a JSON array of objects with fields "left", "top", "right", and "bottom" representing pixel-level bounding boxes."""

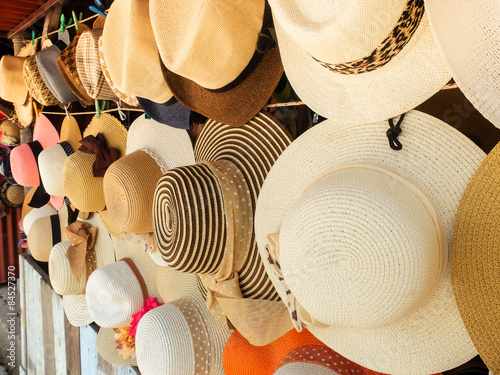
[
  {"left": 254, "top": 110, "right": 485, "bottom": 374},
  {"left": 451, "top": 141, "right": 500, "bottom": 374},
  {"left": 103, "top": 114, "right": 195, "bottom": 234},
  {"left": 153, "top": 111, "right": 293, "bottom": 345},
  {"left": 269, "top": 0, "right": 451, "bottom": 124},
  {"left": 150, "top": 0, "right": 284, "bottom": 127},
  {"left": 425, "top": 1, "right": 500, "bottom": 129}
]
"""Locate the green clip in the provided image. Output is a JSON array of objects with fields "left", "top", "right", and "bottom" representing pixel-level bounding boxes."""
[
  {"left": 95, "top": 99, "right": 101, "bottom": 118},
  {"left": 145, "top": 113, "right": 151, "bottom": 120},
  {"left": 60, "top": 14, "right": 73, "bottom": 34},
  {"left": 31, "top": 30, "right": 35, "bottom": 45}
]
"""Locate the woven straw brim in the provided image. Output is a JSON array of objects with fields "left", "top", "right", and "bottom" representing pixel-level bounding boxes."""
[
  {"left": 27, "top": 207, "right": 68, "bottom": 262},
  {"left": 23, "top": 55, "right": 60, "bottom": 106},
  {"left": 273, "top": 13, "right": 451, "bottom": 124},
  {"left": 96, "top": 327, "right": 137, "bottom": 366},
  {"left": 59, "top": 115, "right": 83, "bottom": 152},
  {"left": 451, "top": 142, "right": 500, "bottom": 374},
  {"left": 97, "top": 210, "right": 121, "bottom": 238},
  {"left": 63, "top": 295, "right": 93, "bottom": 326},
  {"left": 425, "top": 1, "right": 500, "bottom": 129},
  {"left": 164, "top": 46, "right": 283, "bottom": 127},
  {"left": 0, "top": 183, "right": 24, "bottom": 208},
  {"left": 254, "top": 110, "right": 485, "bottom": 374}
]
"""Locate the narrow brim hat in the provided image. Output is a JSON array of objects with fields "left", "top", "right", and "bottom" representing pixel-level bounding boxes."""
[
  {"left": 136, "top": 98, "right": 191, "bottom": 129},
  {"left": 270, "top": 0, "right": 452, "bottom": 124},
  {"left": 254, "top": 110, "right": 484, "bottom": 374},
  {"left": 451, "top": 141, "right": 500, "bottom": 374},
  {"left": 425, "top": 1, "right": 500, "bottom": 129}
]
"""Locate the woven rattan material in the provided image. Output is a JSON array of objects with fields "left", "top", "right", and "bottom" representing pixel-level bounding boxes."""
[
  {"left": 0, "top": 182, "right": 24, "bottom": 208},
  {"left": 23, "top": 55, "right": 59, "bottom": 106},
  {"left": 451, "top": 142, "right": 500, "bottom": 373}
]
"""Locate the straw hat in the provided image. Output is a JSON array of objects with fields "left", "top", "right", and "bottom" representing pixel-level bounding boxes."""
[
  {"left": 10, "top": 114, "right": 60, "bottom": 187},
  {"left": 39, "top": 116, "right": 83, "bottom": 210},
  {"left": 13, "top": 95, "right": 34, "bottom": 128},
  {"left": 269, "top": 0, "right": 451, "bottom": 124},
  {"left": 254, "top": 110, "right": 485, "bottom": 374},
  {"left": 21, "top": 203, "right": 56, "bottom": 234},
  {"left": 85, "top": 235, "right": 161, "bottom": 329},
  {"left": 130, "top": 266, "right": 231, "bottom": 373},
  {"left": 37, "top": 41, "right": 79, "bottom": 104},
  {"left": 104, "top": 114, "right": 195, "bottom": 233},
  {"left": 27, "top": 205, "right": 70, "bottom": 262},
  {"left": 425, "top": 1, "right": 500, "bottom": 129},
  {"left": 76, "top": 29, "right": 117, "bottom": 101},
  {"left": 136, "top": 98, "right": 191, "bottom": 130},
  {"left": 98, "top": 37, "right": 140, "bottom": 107},
  {"left": 49, "top": 212, "right": 116, "bottom": 326},
  {"left": 223, "top": 329, "right": 387, "bottom": 375},
  {"left": 62, "top": 113, "right": 127, "bottom": 212},
  {"left": 153, "top": 111, "right": 293, "bottom": 345},
  {"left": 101, "top": 0, "right": 172, "bottom": 104},
  {"left": 21, "top": 187, "right": 50, "bottom": 222},
  {"left": 24, "top": 53, "right": 60, "bottom": 107},
  {"left": 451, "top": 142, "right": 500, "bottom": 374},
  {"left": 0, "top": 182, "right": 24, "bottom": 208},
  {"left": 150, "top": 0, "right": 284, "bottom": 127},
  {"left": 57, "top": 24, "right": 95, "bottom": 106}
]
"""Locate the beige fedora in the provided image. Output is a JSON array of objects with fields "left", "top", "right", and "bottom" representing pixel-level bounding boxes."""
[
  {"left": 269, "top": 0, "right": 451, "bottom": 124},
  {"left": 103, "top": 114, "right": 195, "bottom": 234},
  {"left": 254, "top": 110, "right": 485, "bottom": 374}
]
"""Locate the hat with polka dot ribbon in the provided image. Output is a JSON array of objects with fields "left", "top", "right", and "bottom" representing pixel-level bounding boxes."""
[
  {"left": 153, "top": 111, "right": 294, "bottom": 346},
  {"left": 48, "top": 212, "right": 116, "bottom": 326},
  {"left": 223, "top": 329, "right": 402, "bottom": 375}
]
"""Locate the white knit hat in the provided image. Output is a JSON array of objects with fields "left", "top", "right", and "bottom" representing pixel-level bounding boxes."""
[
  {"left": 269, "top": 0, "right": 451, "bottom": 124},
  {"left": 254, "top": 110, "right": 485, "bottom": 374}
]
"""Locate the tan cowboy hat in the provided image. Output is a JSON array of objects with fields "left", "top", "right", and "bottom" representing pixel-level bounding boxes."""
[
  {"left": 254, "top": 110, "right": 485, "bottom": 374},
  {"left": 150, "top": 0, "right": 284, "bottom": 127},
  {"left": 103, "top": 114, "right": 195, "bottom": 234},
  {"left": 268, "top": 0, "right": 451, "bottom": 124},
  {"left": 153, "top": 111, "right": 294, "bottom": 345},
  {"left": 62, "top": 113, "right": 128, "bottom": 212}
]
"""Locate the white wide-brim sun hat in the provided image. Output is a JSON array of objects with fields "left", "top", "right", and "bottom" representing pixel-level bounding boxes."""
[
  {"left": 424, "top": 0, "right": 500, "bottom": 129},
  {"left": 254, "top": 110, "right": 485, "bottom": 375},
  {"left": 270, "top": 0, "right": 451, "bottom": 124}
]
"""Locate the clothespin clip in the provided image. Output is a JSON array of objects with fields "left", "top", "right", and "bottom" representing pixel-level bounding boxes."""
[
  {"left": 90, "top": 0, "right": 107, "bottom": 18},
  {"left": 60, "top": 14, "right": 73, "bottom": 34},
  {"left": 31, "top": 30, "right": 36, "bottom": 45},
  {"left": 32, "top": 101, "right": 43, "bottom": 118},
  {"left": 64, "top": 105, "right": 71, "bottom": 120},
  {"left": 95, "top": 99, "right": 106, "bottom": 118},
  {"left": 144, "top": 112, "right": 151, "bottom": 120},
  {"left": 72, "top": 11, "right": 81, "bottom": 31}
]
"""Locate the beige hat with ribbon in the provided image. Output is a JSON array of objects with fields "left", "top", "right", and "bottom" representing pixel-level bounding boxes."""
[{"left": 254, "top": 110, "right": 485, "bottom": 374}]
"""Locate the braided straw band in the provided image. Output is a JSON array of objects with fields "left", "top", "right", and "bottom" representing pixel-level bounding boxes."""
[
  {"left": 120, "top": 257, "right": 148, "bottom": 303},
  {"left": 313, "top": 0, "right": 424, "bottom": 75}
]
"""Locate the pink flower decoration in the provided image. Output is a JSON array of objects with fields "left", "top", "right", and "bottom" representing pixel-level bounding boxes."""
[{"left": 128, "top": 297, "right": 163, "bottom": 338}]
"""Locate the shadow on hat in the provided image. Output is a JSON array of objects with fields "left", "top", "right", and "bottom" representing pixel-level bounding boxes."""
[{"left": 136, "top": 98, "right": 191, "bottom": 130}]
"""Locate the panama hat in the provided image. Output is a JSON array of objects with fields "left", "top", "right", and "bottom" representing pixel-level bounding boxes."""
[
  {"left": 104, "top": 114, "right": 195, "bottom": 233},
  {"left": 153, "top": 111, "right": 293, "bottom": 345},
  {"left": 76, "top": 29, "right": 117, "bottom": 101},
  {"left": 49, "top": 212, "right": 116, "bottom": 326},
  {"left": 56, "top": 24, "right": 94, "bottom": 106},
  {"left": 150, "top": 0, "right": 284, "bottom": 127},
  {"left": 27, "top": 205, "right": 70, "bottom": 262},
  {"left": 129, "top": 266, "right": 231, "bottom": 373},
  {"left": 24, "top": 53, "right": 60, "bottom": 107},
  {"left": 269, "top": 0, "right": 451, "bottom": 124},
  {"left": 62, "top": 113, "right": 127, "bottom": 212},
  {"left": 10, "top": 114, "right": 60, "bottom": 187},
  {"left": 39, "top": 116, "right": 83, "bottom": 210},
  {"left": 102, "top": 0, "right": 172, "bottom": 104},
  {"left": 254, "top": 110, "right": 487, "bottom": 374},
  {"left": 37, "top": 40, "right": 79, "bottom": 104},
  {"left": 451, "top": 141, "right": 500, "bottom": 374},
  {"left": 223, "top": 329, "right": 391, "bottom": 375},
  {"left": 136, "top": 98, "right": 191, "bottom": 130},
  {"left": 98, "top": 37, "right": 140, "bottom": 107},
  {"left": 425, "top": 1, "right": 500, "bottom": 129},
  {"left": 85, "top": 235, "right": 161, "bottom": 329}
]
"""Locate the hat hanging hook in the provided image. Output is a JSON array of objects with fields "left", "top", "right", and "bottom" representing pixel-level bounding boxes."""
[
  {"left": 64, "top": 105, "right": 71, "bottom": 120},
  {"left": 116, "top": 100, "right": 126, "bottom": 121}
]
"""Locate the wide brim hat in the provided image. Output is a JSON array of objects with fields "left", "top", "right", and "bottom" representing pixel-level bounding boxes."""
[
  {"left": 85, "top": 235, "right": 161, "bottom": 329},
  {"left": 254, "top": 110, "right": 485, "bottom": 374},
  {"left": 37, "top": 41, "right": 79, "bottom": 104},
  {"left": 49, "top": 212, "right": 116, "bottom": 326},
  {"left": 136, "top": 98, "right": 191, "bottom": 130},
  {"left": 425, "top": 1, "right": 500, "bottom": 129},
  {"left": 270, "top": 0, "right": 451, "bottom": 124},
  {"left": 0, "top": 56, "right": 29, "bottom": 104},
  {"left": 10, "top": 114, "right": 60, "bottom": 187},
  {"left": 451, "top": 141, "right": 500, "bottom": 374},
  {"left": 104, "top": 114, "right": 195, "bottom": 233},
  {"left": 24, "top": 53, "right": 60, "bottom": 107},
  {"left": 62, "top": 113, "right": 127, "bottom": 212},
  {"left": 76, "top": 29, "right": 117, "bottom": 101}
]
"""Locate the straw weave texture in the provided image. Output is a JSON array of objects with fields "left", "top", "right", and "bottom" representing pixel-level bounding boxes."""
[{"left": 23, "top": 55, "right": 59, "bottom": 106}]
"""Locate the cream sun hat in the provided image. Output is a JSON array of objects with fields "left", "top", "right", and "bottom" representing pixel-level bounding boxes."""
[
  {"left": 425, "top": 1, "right": 500, "bottom": 129},
  {"left": 48, "top": 212, "right": 116, "bottom": 326},
  {"left": 22, "top": 203, "right": 56, "bottom": 235},
  {"left": 102, "top": 0, "right": 172, "bottom": 104},
  {"left": 254, "top": 110, "right": 485, "bottom": 375},
  {"left": 269, "top": 0, "right": 451, "bottom": 124},
  {"left": 103, "top": 114, "right": 195, "bottom": 234}
]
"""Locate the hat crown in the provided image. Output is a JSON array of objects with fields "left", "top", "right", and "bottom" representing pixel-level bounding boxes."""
[
  {"left": 270, "top": 0, "right": 409, "bottom": 64},
  {"left": 39, "top": 145, "right": 68, "bottom": 197},
  {"left": 49, "top": 241, "right": 87, "bottom": 295},
  {"left": 279, "top": 165, "right": 447, "bottom": 328}
]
